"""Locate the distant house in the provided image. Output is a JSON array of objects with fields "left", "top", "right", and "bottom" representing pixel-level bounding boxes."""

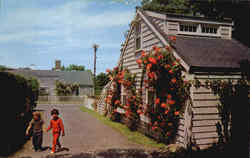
[
  {"left": 98, "top": 8, "right": 250, "bottom": 149},
  {"left": 9, "top": 62, "right": 94, "bottom": 97}
]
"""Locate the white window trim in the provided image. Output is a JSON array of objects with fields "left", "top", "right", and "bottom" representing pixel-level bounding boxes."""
[
  {"left": 135, "top": 21, "right": 142, "bottom": 51},
  {"left": 178, "top": 23, "right": 221, "bottom": 37}
]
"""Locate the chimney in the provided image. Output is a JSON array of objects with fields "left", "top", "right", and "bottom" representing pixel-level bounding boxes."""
[{"left": 55, "top": 60, "right": 61, "bottom": 71}]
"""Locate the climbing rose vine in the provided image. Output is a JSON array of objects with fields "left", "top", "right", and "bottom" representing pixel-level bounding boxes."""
[
  {"left": 136, "top": 45, "right": 191, "bottom": 143},
  {"left": 121, "top": 69, "right": 142, "bottom": 130},
  {"left": 105, "top": 67, "right": 123, "bottom": 121}
]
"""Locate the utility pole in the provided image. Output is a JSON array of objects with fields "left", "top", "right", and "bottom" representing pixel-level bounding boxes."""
[
  {"left": 92, "top": 44, "right": 99, "bottom": 95},
  {"left": 92, "top": 43, "right": 99, "bottom": 79}
]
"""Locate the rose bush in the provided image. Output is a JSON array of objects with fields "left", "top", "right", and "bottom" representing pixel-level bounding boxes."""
[{"left": 137, "top": 45, "right": 190, "bottom": 143}]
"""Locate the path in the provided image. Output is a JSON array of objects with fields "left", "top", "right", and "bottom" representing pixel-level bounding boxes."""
[{"left": 10, "top": 104, "right": 146, "bottom": 158}]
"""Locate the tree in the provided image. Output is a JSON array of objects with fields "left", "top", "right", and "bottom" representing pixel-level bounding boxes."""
[
  {"left": 141, "top": 0, "right": 195, "bottom": 14},
  {"left": 94, "top": 72, "right": 109, "bottom": 96},
  {"left": 0, "top": 65, "right": 7, "bottom": 71},
  {"left": 62, "top": 64, "right": 85, "bottom": 71}
]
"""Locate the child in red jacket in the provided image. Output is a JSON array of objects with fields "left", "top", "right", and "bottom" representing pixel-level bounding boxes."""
[{"left": 46, "top": 109, "right": 65, "bottom": 154}]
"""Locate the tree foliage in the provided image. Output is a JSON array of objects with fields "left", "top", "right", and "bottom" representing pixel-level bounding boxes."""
[
  {"left": 55, "top": 80, "right": 79, "bottom": 96},
  {"left": 61, "top": 64, "right": 85, "bottom": 71},
  {"left": 0, "top": 65, "right": 7, "bottom": 71},
  {"left": 141, "top": 0, "right": 195, "bottom": 14}
]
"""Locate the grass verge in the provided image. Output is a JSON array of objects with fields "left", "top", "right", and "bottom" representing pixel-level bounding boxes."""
[{"left": 80, "top": 106, "right": 167, "bottom": 149}]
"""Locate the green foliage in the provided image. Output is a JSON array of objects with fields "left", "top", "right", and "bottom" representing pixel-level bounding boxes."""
[
  {"left": 141, "top": 0, "right": 195, "bottom": 14},
  {"left": 95, "top": 72, "right": 109, "bottom": 96},
  {"left": 194, "top": 73, "right": 249, "bottom": 145},
  {"left": 141, "top": 0, "right": 242, "bottom": 19},
  {"left": 55, "top": 80, "right": 79, "bottom": 96},
  {"left": 0, "top": 65, "right": 7, "bottom": 71},
  {"left": 0, "top": 72, "right": 39, "bottom": 156},
  {"left": 138, "top": 46, "right": 190, "bottom": 143},
  {"left": 61, "top": 64, "right": 85, "bottom": 71}
]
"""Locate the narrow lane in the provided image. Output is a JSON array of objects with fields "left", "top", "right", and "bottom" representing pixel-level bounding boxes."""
[{"left": 11, "top": 104, "right": 145, "bottom": 158}]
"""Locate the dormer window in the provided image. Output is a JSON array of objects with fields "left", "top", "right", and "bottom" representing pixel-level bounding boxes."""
[
  {"left": 201, "top": 24, "right": 218, "bottom": 34},
  {"left": 180, "top": 23, "right": 197, "bottom": 33},
  {"left": 135, "top": 22, "right": 141, "bottom": 50}
]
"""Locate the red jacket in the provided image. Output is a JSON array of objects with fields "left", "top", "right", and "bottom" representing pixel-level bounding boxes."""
[{"left": 47, "top": 118, "right": 65, "bottom": 134}]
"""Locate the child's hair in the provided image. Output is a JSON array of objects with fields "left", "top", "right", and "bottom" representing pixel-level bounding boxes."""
[
  {"left": 33, "top": 112, "right": 41, "bottom": 119},
  {"left": 51, "top": 108, "right": 59, "bottom": 115}
]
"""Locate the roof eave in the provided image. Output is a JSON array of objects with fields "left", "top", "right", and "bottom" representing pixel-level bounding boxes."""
[
  {"left": 189, "top": 66, "right": 242, "bottom": 74},
  {"left": 138, "top": 9, "right": 191, "bottom": 72}
]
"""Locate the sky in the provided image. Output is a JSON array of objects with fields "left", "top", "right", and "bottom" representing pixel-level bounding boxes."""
[{"left": 0, "top": 0, "right": 141, "bottom": 74}]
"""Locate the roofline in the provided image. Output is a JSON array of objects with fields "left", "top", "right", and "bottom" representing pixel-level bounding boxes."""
[
  {"left": 189, "top": 66, "right": 242, "bottom": 74},
  {"left": 117, "top": 15, "right": 136, "bottom": 68},
  {"left": 143, "top": 10, "right": 233, "bottom": 26},
  {"left": 138, "top": 10, "right": 190, "bottom": 72}
]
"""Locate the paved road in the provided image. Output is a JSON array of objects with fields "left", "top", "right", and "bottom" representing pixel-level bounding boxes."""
[{"left": 10, "top": 104, "right": 146, "bottom": 158}]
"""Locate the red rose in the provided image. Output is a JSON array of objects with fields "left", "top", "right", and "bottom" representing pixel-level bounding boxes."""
[
  {"left": 136, "top": 59, "right": 142, "bottom": 65},
  {"left": 106, "top": 69, "right": 111, "bottom": 73},
  {"left": 148, "top": 57, "right": 157, "bottom": 65},
  {"left": 169, "top": 69, "right": 174, "bottom": 74},
  {"left": 167, "top": 94, "right": 172, "bottom": 99},
  {"left": 155, "top": 98, "right": 160, "bottom": 105},
  {"left": 165, "top": 110, "right": 169, "bottom": 114},
  {"left": 158, "top": 55, "right": 163, "bottom": 60},
  {"left": 171, "top": 78, "right": 177, "bottom": 84},
  {"left": 161, "top": 103, "right": 167, "bottom": 108},
  {"left": 169, "top": 100, "right": 175, "bottom": 105},
  {"left": 141, "top": 51, "right": 146, "bottom": 57},
  {"left": 165, "top": 64, "right": 171, "bottom": 69},
  {"left": 146, "top": 63, "right": 152, "bottom": 71},
  {"left": 152, "top": 126, "right": 158, "bottom": 131},
  {"left": 175, "top": 111, "right": 179, "bottom": 116},
  {"left": 114, "top": 100, "right": 120, "bottom": 105},
  {"left": 169, "top": 36, "right": 176, "bottom": 41}
]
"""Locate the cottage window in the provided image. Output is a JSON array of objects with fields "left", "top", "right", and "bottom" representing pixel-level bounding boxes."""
[
  {"left": 201, "top": 24, "right": 218, "bottom": 34},
  {"left": 180, "top": 23, "right": 197, "bottom": 32},
  {"left": 135, "top": 22, "right": 141, "bottom": 50}
]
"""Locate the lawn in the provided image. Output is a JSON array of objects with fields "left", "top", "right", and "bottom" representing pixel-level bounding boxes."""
[{"left": 80, "top": 106, "right": 168, "bottom": 149}]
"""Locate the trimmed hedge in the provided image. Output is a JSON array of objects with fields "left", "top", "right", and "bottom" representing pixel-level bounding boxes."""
[{"left": 0, "top": 72, "right": 39, "bottom": 156}]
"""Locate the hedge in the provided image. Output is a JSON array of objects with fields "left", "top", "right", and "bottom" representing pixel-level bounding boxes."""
[{"left": 0, "top": 72, "right": 39, "bottom": 156}]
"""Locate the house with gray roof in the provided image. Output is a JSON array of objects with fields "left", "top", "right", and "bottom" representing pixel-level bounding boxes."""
[
  {"left": 97, "top": 8, "right": 250, "bottom": 149},
  {"left": 9, "top": 67, "right": 94, "bottom": 97}
]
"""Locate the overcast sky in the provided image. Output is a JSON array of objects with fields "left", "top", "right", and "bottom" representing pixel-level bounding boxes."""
[{"left": 0, "top": 0, "right": 140, "bottom": 74}]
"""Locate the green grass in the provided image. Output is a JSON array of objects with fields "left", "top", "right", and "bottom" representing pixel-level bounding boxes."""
[{"left": 80, "top": 106, "right": 168, "bottom": 149}]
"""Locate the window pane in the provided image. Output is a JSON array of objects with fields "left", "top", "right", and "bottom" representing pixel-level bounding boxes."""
[
  {"left": 184, "top": 25, "right": 188, "bottom": 31},
  {"left": 180, "top": 25, "right": 184, "bottom": 31},
  {"left": 136, "top": 37, "right": 141, "bottom": 50},
  {"left": 193, "top": 26, "right": 197, "bottom": 32}
]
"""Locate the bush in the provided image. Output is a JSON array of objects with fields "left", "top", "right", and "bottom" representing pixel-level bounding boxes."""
[{"left": 0, "top": 72, "right": 39, "bottom": 156}]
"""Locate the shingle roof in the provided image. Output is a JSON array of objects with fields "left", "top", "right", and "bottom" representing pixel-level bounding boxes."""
[
  {"left": 141, "top": 10, "right": 250, "bottom": 73},
  {"left": 174, "top": 36, "right": 250, "bottom": 72},
  {"left": 9, "top": 70, "right": 94, "bottom": 86},
  {"left": 59, "top": 71, "right": 93, "bottom": 86}
]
